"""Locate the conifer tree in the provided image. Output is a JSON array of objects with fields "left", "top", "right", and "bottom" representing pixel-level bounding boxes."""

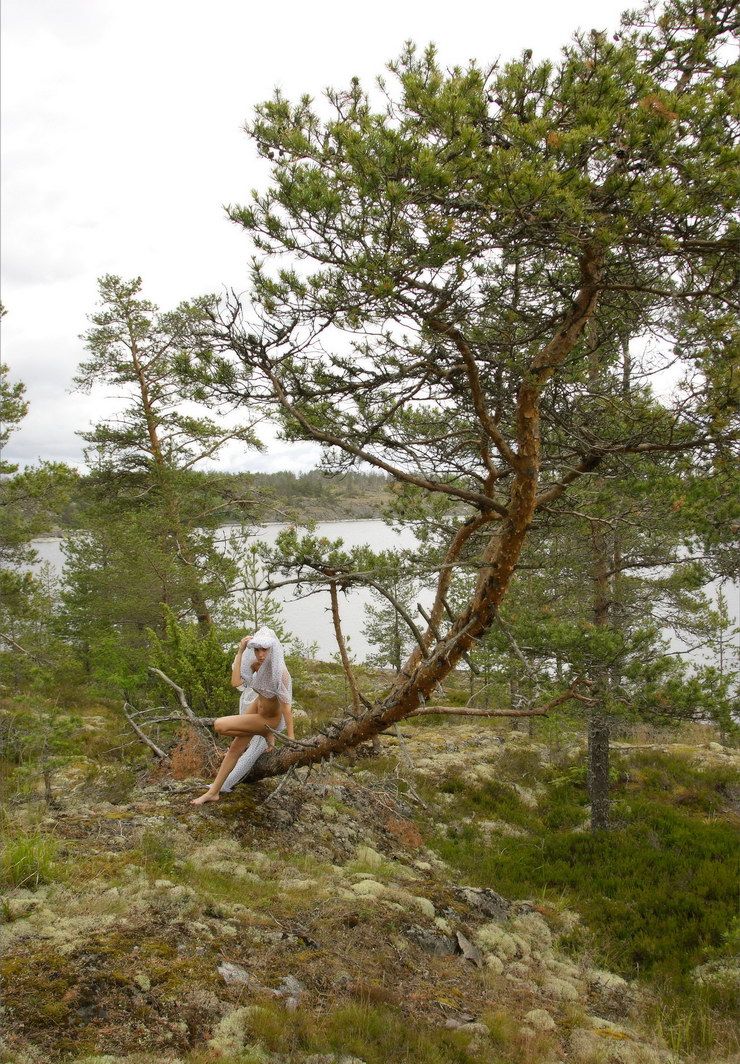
[
  {"left": 64, "top": 276, "right": 261, "bottom": 658},
  {"left": 185, "top": 0, "right": 738, "bottom": 783}
]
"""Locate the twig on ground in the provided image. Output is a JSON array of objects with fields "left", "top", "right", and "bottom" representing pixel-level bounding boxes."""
[{"left": 262, "top": 764, "right": 296, "bottom": 804}]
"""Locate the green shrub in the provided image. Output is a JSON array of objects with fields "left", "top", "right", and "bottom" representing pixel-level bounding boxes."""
[
  {"left": 432, "top": 752, "right": 739, "bottom": 991},
  {"left": 436, "top": 771, "right": 540, "bottom": 831}
]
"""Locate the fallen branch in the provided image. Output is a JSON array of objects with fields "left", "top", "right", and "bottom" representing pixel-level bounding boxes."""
[
  {"left": 147, "top": 666, "right": 218, "bottom": 749},
  {"left": 265, "top": 725, "right": 315, "bottom": 749},
  {"left": 128, "top": 714, "right": 190, "bottom": 726},
  {"left": 262, "top": 764, "right": 296, "bottom": 804},
  {"left": 148, "top": 667, "right": 199, "bottom": 723},
  {"left": 123, "top": 702, "right": 170, "bottom": 761}
]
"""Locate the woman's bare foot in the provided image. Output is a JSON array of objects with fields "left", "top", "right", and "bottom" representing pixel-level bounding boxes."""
[{"left": 191, "top": 790, "right": 220, "bottom": 806}]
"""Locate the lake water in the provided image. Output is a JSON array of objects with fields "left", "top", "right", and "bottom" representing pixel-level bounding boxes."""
[
  {"left": 29, "top": 519, "right": 738, "bottom": 666},
  {"left": 30, "top": 520, "right": 426, "bottom": 662}
]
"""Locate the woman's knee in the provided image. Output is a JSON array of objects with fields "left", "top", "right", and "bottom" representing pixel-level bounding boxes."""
[{"left": 214, "top": 716, "right": 233, "bottom": 735}]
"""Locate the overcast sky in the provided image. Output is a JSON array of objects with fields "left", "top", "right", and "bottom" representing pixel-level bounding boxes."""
[{"left": 2, "top": 0, "right": 629, "bottom": 473}]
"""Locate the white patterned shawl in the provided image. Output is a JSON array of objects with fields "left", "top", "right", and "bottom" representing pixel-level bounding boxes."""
[{"left": 239, "top": 626, "right": 292, "bottom": 705}]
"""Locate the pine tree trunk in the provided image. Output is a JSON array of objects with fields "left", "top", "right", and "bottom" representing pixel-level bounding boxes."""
[
  {"left": 588, "top": 520, "right": 611, "bottom": 831},
  {"left": 131, "top": 340, "right": 212, "bottom": 632},
  {"left": 587, "top": 708, "right": 610, "bottom": 831}
]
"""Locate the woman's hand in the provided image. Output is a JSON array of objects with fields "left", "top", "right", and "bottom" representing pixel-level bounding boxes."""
[{"left": 232, "top": 635, "right": 253, "bottom": 687}]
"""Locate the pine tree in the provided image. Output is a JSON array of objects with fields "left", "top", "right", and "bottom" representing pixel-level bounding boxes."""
[{"left": 185, "top": 0, "right": 738, "bottom": 781}]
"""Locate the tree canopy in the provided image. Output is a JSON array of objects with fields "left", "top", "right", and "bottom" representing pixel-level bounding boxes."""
[{"left": 178, "top": 0, "right": 737, "bottom": 779}]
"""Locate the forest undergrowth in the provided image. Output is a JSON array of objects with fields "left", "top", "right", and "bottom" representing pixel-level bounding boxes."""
[{"left": 0, "top": 664, "right": 738, "bottom": 1064}]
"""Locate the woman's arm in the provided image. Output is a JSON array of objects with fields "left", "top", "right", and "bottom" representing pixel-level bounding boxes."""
[
  {"left": 280, "top": 702, "right": 295, "bottom": 740},
  {"left": 230, "top": 635, "right": 253, "bottom": 688}
]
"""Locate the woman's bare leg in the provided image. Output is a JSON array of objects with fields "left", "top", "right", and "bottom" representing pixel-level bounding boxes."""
[
  {"left": 191, "top": 736, "right": 250, "bottom": 805},
  {"left": 191, "top": 715, "right": 276, "bottom": 805}
]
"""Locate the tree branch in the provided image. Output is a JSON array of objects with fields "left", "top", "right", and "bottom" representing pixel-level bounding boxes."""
[
  {"left": 329, "top": 580, "right": 362, "bottom": 716},
  {"left": 123, "top": 702, "right": 170, "bottom": 760}
]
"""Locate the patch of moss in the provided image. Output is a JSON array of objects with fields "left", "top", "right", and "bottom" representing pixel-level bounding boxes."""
[
  {"left": 0, "top": 949, "right": 79, "bottom": 1029},
  {"left": 427, "top": 771, "right": 540, "bottom": 833}
]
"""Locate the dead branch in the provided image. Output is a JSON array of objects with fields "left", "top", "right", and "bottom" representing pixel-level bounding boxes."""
[
  {"left": 493, "top": 611, "right": 541, "bottom": 696},
  {"left": 393, "top": 722, "right": 415, "bottom": 770},
  {"left": 128, "top": 714, "right": 192, "bottom": 726},
  {"left": 418, "top": 602, "right": 480, "bottom": 676},
  {"left": 265, "top": 725, "right": 315, "bottom": 749},
  {"left": 0, "top": 631, "right": 52, "bottom": 665},
  {"left": 146, "top": 667, "right": 220, "bottom": 755},
  {"left": 123, "top": 702, "right": 170, "bottom": 760},
  {"left": 262, "top": 764, "right": 296, "bottom": 804},
  {"left": 148, "top": 667, "right": 199, "bottom": 722},
  {"left": 410, "top": 681, "right": 596, "bottom": 719}
]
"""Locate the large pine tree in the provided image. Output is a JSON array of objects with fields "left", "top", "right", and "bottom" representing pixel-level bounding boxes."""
[{"left": 183, "top": 0, "right": 738, "bottom": 782}]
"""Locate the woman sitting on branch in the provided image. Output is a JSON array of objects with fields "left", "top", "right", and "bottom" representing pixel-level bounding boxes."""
[{"left": 191, "top": 627, "right": 294, "bottom": 805}]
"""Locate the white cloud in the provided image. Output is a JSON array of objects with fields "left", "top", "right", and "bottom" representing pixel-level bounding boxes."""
[{"left": 1, "top": 0, "right": 629, "bottom": 471}]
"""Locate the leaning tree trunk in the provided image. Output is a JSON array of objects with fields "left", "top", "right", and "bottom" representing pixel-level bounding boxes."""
[{"left": 238, "top": 246, "right": 603, "bottom": 783}]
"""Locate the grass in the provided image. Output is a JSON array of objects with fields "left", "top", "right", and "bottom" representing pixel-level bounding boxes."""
[
  {"left": 136, "top": 826, "right": 178, "bottom": 874},
  {"left": 0, "top": 831, "right": 58, "bottom": 889},
  {"left": 213, "top": 999, "right": 501, "bottom": 1063},
  {"left": 424, "top": 771, "right": 542, "bottom": 833},
  {"left": 647, "top": 983, "right": 734, "bottom": 1059}
]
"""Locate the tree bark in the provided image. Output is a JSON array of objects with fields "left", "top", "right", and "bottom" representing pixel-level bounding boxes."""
[
  {"left": 588, "top": 519, "right": 612, "bottom": 832},
  {"left": 588, "top": 709, "right": 610, "bottom": 831}
]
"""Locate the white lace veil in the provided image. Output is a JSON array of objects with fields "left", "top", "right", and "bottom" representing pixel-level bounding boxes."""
[{"left": 240, "top": 626, "right": 292, "bottom": 704}]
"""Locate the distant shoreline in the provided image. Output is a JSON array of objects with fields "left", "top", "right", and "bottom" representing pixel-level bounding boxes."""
[{"left": 33, "top": 515, "right": 395, "bottom": 543}]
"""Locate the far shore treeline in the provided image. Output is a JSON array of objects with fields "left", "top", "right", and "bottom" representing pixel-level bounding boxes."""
[{"left": 37, "top": 468, "right": 393, "bottom": 531}]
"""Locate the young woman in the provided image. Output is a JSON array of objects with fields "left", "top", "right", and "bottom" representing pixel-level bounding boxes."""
[{"left": 191, "top": 627, "right": 294, "bottom": 805}]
